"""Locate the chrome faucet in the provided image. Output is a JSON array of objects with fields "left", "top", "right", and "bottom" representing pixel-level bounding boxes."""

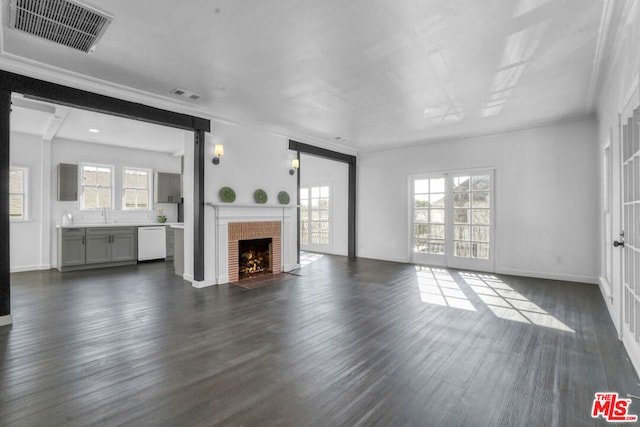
[{"left": 101, "top": 207, "right": 108, "bottom": 224}]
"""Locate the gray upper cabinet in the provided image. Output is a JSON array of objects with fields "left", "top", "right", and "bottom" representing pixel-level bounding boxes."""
[
  {"left": 57, "top": 163, "right": 78, "bottom": 201},
  {"left": 155, "top": 172, "right": 181, "bottom": 203}
]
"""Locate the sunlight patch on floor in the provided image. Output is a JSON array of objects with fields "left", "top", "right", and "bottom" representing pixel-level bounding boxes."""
[
  {"left": 413, "top": 266, "right": 574, "bottom": 332},
  {"left": 459, "top": 272, "right": 575, "bottom": 333},
  {"left": 415, "top": 266, "right": 477, "bottom": 312},
  {"left": 300, "top": 252, "right": 324, "bottom": 266}
]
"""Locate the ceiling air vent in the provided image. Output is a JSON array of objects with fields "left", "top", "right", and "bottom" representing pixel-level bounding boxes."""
[
  {"left": 9, "top": 0, "right": 113, "bottom": 54},
  {"left": 170, "top": 88, "right": 201, "bottom": 101}
]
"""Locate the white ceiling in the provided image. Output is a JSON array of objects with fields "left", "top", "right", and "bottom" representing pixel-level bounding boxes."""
[
  {"left": 0, "top": 0, "right": 621, "bottom": 152},
  {"left": 10, "top": 96, "right": 187, "bottom": 154}
]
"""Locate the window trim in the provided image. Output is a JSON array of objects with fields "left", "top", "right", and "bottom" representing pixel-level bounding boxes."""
[
  {"left": 9, "top": 166, "right": 28, "bottom": 221},
  {"left": 121, "top": 166, "right": 153, "bottom": 211},
  {"left": 80, "top": 162, "right": 115, "bottom": 210}
]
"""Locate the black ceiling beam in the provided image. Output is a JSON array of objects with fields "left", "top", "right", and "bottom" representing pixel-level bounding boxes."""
[
  {"left": 288, "top": 140, "right": 355, "bottom": 164},
  {"left": 0, "top": 69, "right": 210, "bottom": 132}
]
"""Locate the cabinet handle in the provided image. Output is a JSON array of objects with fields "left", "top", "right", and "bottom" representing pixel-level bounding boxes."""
[{"left": 82, "top": 236, "right": 85, "bottom": 245}]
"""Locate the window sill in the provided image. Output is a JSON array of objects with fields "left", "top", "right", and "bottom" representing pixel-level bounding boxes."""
[{"left": 10, "top": 218, "right": 33, "bottom": 223}]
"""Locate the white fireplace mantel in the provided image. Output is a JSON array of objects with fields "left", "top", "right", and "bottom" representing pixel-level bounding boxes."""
[{"left": 205, "top": 202, "right": 299, "bottom": 285}]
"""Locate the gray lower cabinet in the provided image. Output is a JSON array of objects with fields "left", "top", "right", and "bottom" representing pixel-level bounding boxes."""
[
  {"left": 58, "top": 227, "right": 136, "bottom": 271},
  {"left": 173, "top": 227, "right": 184, "bottom": 276},
  {"left": 112, "top": 229, "right": 136, "bottom": 262},
  {"left": 86, "top": 227, "right": 136, "bottom": 264},
  {"left": 166, "top": 226, "right": 174, "bottom": 260},
  {"left": 85, "top": 230, "right": 110, "bottom": 264},
  {"left": 58, "top": 228, "right": 85, "bottom": 268}
]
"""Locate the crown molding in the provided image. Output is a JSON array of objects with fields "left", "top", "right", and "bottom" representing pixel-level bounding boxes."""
[
  {"left": 586, "top": 0, "right": 615, "bottom": 110},
  {"left": 0, "top": 52, "right": 358, "bottom": 157},
  {"left": 594, "top": 0, "right": 638, "bottom": 112},
  {"left": 361, "top": 113, "right": 596, "bottom": 154}
]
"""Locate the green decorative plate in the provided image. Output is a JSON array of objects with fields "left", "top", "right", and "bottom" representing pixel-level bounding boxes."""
[
  {"left": 219, "top": 186, "right": 236, "bottom": 203},
  {"left": 254, "top": 189, "right": 268, "bottom": 204},
  {"left": 277, "top": 191, "right": 290, "bottom": 205}
]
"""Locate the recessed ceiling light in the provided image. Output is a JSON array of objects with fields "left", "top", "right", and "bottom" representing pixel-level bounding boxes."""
[{"left": 89, "top": 128, "right": 100, "bottom": 133}]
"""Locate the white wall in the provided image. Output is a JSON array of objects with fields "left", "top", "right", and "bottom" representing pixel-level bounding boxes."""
[
  {"left": 10, "top": 132, "right": 44, "bottom": 272},
  {"left": 182, "top": 119, "right": 299, "bottom": 286},
  {"left": 299, "top": 153, "right": 349, "bottom": 256},
  {"left": 358, "top": 118, "right": 599, "bottom": 283},
  {"left": 48, "top": 137, "right": 181, "bottom": 267}
]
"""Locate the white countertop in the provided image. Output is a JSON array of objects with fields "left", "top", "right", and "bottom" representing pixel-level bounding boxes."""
[{"left": 57, "top": 222, "right": 183, "bottom": 229}]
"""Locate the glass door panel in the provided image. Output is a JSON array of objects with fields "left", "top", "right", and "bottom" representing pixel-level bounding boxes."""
[
  {"left": 412, "top": 176, "right": 446, "bottom": 264},
  {"left": 448, "top": 171, "right": 493, "bottom": 270}
]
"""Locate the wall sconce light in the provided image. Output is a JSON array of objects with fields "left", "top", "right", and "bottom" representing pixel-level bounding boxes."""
[
  {"left": 289, "top": 158, "right": 299, "bottom": 175},
  {"left": 212, "top": 144, "right": 224, "bottom": 165}
]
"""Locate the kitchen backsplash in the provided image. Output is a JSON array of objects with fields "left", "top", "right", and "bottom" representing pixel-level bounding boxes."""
[{"left": 56, "top": 203, "right": 178, "bottom": 225}]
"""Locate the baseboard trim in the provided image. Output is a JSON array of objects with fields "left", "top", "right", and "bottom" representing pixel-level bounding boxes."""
[
  {"left": 183, "top": 273, "right": 218, "bottom": 288},
  {"left": 496, "top": 268, "right": 598, "bottom": 284},
  {"left": 191, "top": 279, "right": 218, "bottom": 288},
  {"left": 598, "top": 276, "right": 621, "bottom": 337},
  {"left": 0, "top": 315, "right": 13, "bottom": 326},
  {"left": 598, "top": 276, "right": 614, "bottom": 302},
  {"left": 10, "top": 264, "right": 52, "bottom": 273},
  {"left": 284, "top": 263, "right": 301, "bottom": 272},
  {"left": 357, "top": 254, "right": 411, "bottom": 264}
]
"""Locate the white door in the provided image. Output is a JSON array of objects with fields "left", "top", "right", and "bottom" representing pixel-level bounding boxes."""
[
  {"left": 411, "top": 175, "right": 447, "bottom": 266},
  {"left": 620, "top": 101, "right": 640, "bottom": 368},
  {"left": 411, "top": 169, "right": 495, "bottom": 272}
]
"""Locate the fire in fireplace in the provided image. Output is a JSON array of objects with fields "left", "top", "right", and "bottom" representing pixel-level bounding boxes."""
[{"left": 239, "top": 238, "right": 272, "bottom": 279}]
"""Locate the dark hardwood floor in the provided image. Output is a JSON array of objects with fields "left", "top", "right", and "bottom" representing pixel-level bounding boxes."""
[{"left": 1, "top": 255, "right": 639, "bottom": 426}]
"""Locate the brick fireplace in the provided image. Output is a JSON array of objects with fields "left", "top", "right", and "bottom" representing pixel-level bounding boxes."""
[{"left": 227, "top": 221, "right": 281, "bottom": 282}]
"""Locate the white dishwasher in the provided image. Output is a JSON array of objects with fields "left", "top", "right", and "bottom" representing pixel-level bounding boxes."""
[{"left": 138, "top": 226, "right": 167, "bottom": 261}]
